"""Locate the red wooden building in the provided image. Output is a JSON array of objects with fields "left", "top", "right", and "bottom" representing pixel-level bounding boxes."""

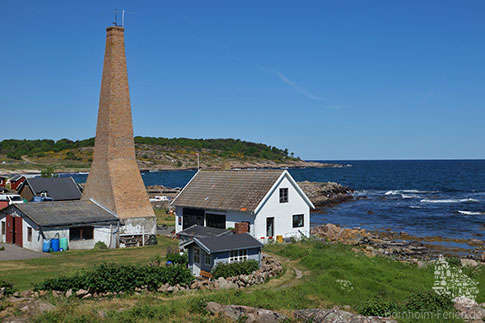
[{"left": 8, "top": 175, "right": 26, "bottom": 191}]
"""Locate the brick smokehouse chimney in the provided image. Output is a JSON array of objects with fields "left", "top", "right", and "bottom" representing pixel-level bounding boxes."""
[{"left": 82, "top": 26, "right": 155, "bottom": 225}]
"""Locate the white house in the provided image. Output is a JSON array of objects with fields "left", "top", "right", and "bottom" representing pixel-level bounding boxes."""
[
  {"left": 172, "top": 170, "right": 314, "bottom": 243},
  {"left": 0, "top": 199, "right": 120, "bottom": 251}
]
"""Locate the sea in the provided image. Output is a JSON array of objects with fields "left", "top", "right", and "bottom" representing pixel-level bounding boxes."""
[{"left": 69, "top": 160, "right": 485, "bottom": 242}]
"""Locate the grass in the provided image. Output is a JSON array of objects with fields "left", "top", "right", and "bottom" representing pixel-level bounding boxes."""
[
  {"left": 0, "top": 236, "right": 178, "bottom": 291},
  {"left": 153, "top": 208, "right": 175, "bottom": 226},
  {"left": 3, "top": 239, "right": 484, "bottom": 322}
]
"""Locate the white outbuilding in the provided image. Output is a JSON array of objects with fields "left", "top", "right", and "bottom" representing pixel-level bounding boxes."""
[
  {"left": 0, "top": 199, "right": 120, "bottom": 251},
  {"left": 172, "top": 169, "right": 314, "bottom": 243}
]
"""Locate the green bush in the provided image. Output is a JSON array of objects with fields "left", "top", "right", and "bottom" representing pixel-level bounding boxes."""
[
  {"left": 34, "top": 263, "right": 193, "bottom": 293},
  {"left": 94, "top": 241, "right": 108, "bottom": 250},
  {"left": 359, "top": 298, "right": 401, "bottom": 317},
  {"left": 0, "top": 246, "right": 5, "bottom": 251},
  {"left": 404, "top": 290, "right": 453, "bottom": 312},
  {"left": 0, "top": 280, "right": 15, "bottom": 296},
  {"left": 360, "top": 291, "right": 453, "bottom": 317},
  {"left": 212, "top": 260, "right": 259, "bottom": 279},
  {"left": 166, "top": 252, "right": 188, "bottom": 266}
]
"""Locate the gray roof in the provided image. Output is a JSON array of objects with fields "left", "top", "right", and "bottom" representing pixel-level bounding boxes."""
[
  {"left": 23, "top": 177, "right": 82, "bottom": 201},
  {"left": 172, "top": 170, "right": 284, "bottom": 213},
  {"left": 194, "top": 233, "right": 263, "bottom": 253},
  {"left": 178, "top": 224, "right": 232, "bottom": 239},
  {"left": 4, "top": 200, "right": 119, "bottom": 228}
]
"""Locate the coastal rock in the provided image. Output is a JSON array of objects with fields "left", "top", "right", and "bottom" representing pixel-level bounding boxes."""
[
  {"left": 294, "top": 308, "right": 397, "bottom": 323},
  {"left": 298, "top": 181, "right": 354, "bottom": 208},
  {"left": 461, "top": 259, "right": 479, "bottom": 267},
  {"left": 468, "top": 239, "right": 483, "bottom": 247},
  {"left": 206, "top": 302, "right": 289, "bottom": 322},
  {"left": 454, "top": 296, "right": 485, "bottom": 322}
]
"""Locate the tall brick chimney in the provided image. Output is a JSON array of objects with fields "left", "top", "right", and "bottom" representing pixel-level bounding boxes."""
[{"left": 82, "top": 26, "right": 155, "bottom": 233}]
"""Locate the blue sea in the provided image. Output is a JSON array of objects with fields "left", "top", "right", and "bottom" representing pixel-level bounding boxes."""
[{"left": 70, "top": 160, "right": 485, "bottom": 241}]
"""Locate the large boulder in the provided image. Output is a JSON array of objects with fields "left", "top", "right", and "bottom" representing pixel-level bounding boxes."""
[
  {"left": 206, "top": 302, "right": 289, "bottom": 322},
  {"left": 454, "top": 296, "right": 485, "bottom": 322}
]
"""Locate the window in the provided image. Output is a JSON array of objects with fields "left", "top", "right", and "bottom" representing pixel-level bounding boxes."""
[
  {"left": 293, "top": 214, "right": 304, "bottom": 228},
  {"left": 279, "top": 188, "right": 288, "bottom": 203},
  {"left": 194, "top": 246, "right": 201, "bottom": 264},
  {"left": 1, "top": 221, "right": 5, "bottom": 235},
  {"left": 206, "top": 213, "right": 226, "bottom": 229},
  {"left": 229, "top": 249, "right": 248, "bottom": 263},
  {"left": 204, "top": 252, "right": 211, "bottom": 266},
  {"left": 69, "top": 226, "right": 94, "bottom": 241},
  {"left": 27, "top": 227, "right": 32, "bottom": 242}
]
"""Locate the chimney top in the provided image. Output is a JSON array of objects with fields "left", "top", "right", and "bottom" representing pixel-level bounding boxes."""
[{"left": 106, "top": 26, "right": 124, "bottom": 33}]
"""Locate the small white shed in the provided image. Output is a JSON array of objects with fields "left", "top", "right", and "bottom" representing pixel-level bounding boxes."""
[
  {"left": 0, "top": 199, "right": 120, "bottom": 251},
  {"left": 172, "top": 170, "right": 314, "bottom": 243}
]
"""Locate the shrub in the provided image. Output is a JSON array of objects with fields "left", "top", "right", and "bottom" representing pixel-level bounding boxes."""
[
  {"left": 0, "top": 246, "right": 5, "bottom": 251},
  {"left": 212, "top": 260, "right": 259, "bottom": 279},
  {"left": 359, "top": 298, "right": 401, "bottom": 317},
  {"left": 404, "top": 290, "right": 453, "bottom": 312},
  {"left": 166, "top": 252, "right": 188, "bottom": 266},
  {"left": 0, "top": 280, "right": 15, "bottom": 296},
  {"left": 34, "top": 263, "right": 193, "bottom": 293},
  {"left": 94, "top": 241, "right": 108, "bottom": 250}
]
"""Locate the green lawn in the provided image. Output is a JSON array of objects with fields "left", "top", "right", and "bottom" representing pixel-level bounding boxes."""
[
  {"left": 153, "top": 208, "right": 175, "bottom": 226},
  {"left": 3, "top": 239, "right": 484, "bottom": 322},
  {"left": 0, "top": 236, "right": 178, "bottom": 291}
]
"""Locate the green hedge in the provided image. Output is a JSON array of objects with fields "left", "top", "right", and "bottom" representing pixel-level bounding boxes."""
[
  {"left": 34, "top": 263, "right": 193, "bottom": 293},
  {"left": 166, "top": 252, "right": 188, "bottom": 266},
  {"left": 212, "top": 260, "right": 259, "bottom": 279}
]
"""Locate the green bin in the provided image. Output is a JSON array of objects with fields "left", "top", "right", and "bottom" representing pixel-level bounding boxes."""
[{"left": 60, "top": 237, "right": 68, "bottom": 251}]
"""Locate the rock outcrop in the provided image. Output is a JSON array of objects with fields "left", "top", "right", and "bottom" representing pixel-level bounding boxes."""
[{"left": 298, "top": 181, "right": 354, "bottom": 208}]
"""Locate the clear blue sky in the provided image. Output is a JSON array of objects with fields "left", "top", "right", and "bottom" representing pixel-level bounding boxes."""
[{"left": 1, "top": 1, "right": 484, "bottom": 160}]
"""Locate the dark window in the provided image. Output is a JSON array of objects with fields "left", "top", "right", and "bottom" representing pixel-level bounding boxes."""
[
  {"left": 1, "top": 221, "right": 5, "bottom": 235},
  {"left": 206, "top": 213, "right": 226, "bottom": 229},
  {"left": 27, "top": 227, "right": 32, "bottom": 241},
  {"left": 69, "top": 226, "right": 94, "bottom": 241},
  {"left": 293, "top": 214, "right": 304, "bottom": 228},
  {"left": 279, "top": 188, "right": 288, "bottom": 203},
  {"left": 182, "top": 208, "right": 204, "bottom": 229},
  {"left": 266, "top": 217, "right": 274, "bottom": 237}
]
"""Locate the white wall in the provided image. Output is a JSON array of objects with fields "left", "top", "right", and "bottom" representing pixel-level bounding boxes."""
[
  {"left": 22, "top": 220, "right": 117, "bottom": 252},
  {"left": 0, "top": 217, "right": 5, "bottom": 243},
  {"left": 254, "top": 175, "right": 310, "bottom": 242}
]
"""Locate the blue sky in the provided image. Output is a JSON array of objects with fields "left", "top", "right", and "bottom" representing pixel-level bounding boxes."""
[{"left": 1, "top": 1, "right": 484, "bottom": 160}]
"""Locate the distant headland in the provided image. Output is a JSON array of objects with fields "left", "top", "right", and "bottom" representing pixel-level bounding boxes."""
[{"left": 0, "top": 137, "right": 345, "bottom": 174}]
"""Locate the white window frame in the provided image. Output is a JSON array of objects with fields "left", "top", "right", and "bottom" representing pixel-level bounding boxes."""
[
  {"left": 279, "top": 188, "right": 289, "bottom": 203},
  {"left": 292, "top": 214, "right": 304, "bottom": 228},
  {"left": 229, "top": 249, "right": 248, "bottom": 263},
  {"left": 193, "top": 246, "right": 201, "bottom": 264}
]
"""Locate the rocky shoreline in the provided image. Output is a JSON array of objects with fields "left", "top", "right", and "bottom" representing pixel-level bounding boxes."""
[{"left": 312, "top": 223, "right": 485, "bottom": 264}]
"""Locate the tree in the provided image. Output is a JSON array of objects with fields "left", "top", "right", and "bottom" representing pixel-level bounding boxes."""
[{"left": 41, "top": 167, "right": 54, "bottom": 178}]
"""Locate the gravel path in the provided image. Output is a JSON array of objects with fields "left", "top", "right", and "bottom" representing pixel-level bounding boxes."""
[{"left": 0, "top": 243, "right": 51, "bottom": 261}]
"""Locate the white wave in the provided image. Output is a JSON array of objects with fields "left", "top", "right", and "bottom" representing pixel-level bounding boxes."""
[
  {"left": 420, "top": 198, "right": 479, "bottom": 204},
  {"left": 385, "top": 189, "right": 436, "bottom": 196},
  {"left": 458, "top": 210, "right": 483, "bottom": 215},
  {"left": 409, "top": 206, "right": 422, "bottom": 209},
  {"left": 401, "top": 194, "right": 420, "bottom": 199}
]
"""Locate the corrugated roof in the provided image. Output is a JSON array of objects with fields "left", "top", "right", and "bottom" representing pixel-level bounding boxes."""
[
  {"left": 24, "top": 177, "right": 82, "bottom": 201},
  {"left": 178, "top": 224, "right": 232, "bottom": 239},
  {"left": 9, "top": 200, "right": 119, "bottom": 227},
  {"left": 172, "top": 170, "right": 284, "bottom": 212},
  {"left": 195, "top": 233, "right": 263, "bottom": 253}
]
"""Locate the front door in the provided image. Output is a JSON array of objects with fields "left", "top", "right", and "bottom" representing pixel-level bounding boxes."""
[
  {"left": 6, "top": 215, "right": 13, "bottom": 243},
  {"left": 266, "top": 217, "right": 274, "bottom": 238},
  {"left": 192, "top": 246, "right": 201, "bottom": 276},
  {"left": 14, "top": 216, "right": 22, "bottom": 247}
]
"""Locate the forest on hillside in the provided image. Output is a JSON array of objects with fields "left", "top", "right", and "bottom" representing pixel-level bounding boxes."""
[{"left": 0, "top": 137, "right": 297, "bottom": 162}]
